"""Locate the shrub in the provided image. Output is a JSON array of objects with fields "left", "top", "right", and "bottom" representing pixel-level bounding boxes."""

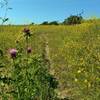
[
  {"left": 11, "top": 54, "right": 58, "bottom": 100},
  {"left": 63, "top": 15, "right": 83, "bottom": 25}
]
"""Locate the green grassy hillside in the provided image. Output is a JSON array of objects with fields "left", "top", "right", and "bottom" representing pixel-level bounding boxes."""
[{"left": 0, "top": 21, "right": 100, "bottom": 99}]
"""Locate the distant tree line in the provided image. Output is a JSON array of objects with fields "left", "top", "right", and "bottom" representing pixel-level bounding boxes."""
[
  {"left": 31, "top": 15, "right": 83, "bottom": 25},
  {"left": 38, "top": 12, "right": 83, "bottom": 25},
  {"left": 30, "top": 10, "right": 84, "bottom": 25},
  {"left": 40, "top": 21, "right": 59, "bottom": 25}
]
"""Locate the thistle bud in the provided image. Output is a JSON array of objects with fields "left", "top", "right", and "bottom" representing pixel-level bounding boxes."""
[
  {"left": 23, "top": 28, "right": 31, "bottom": 37},
  {"left": 27, "top": 47, "right": 32, "bottom": 53},
  {"left": 9, "top": 49, "right": 17, "bottom": 59}
]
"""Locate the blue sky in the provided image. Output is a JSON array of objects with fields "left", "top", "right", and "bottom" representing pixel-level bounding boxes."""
[{"left": 4, "top": 0, "right": 100, "bottom": 24}]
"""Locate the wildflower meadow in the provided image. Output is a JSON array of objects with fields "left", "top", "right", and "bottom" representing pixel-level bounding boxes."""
[{"left": 0, "top": 20, "right": 100, "bottom": 100}]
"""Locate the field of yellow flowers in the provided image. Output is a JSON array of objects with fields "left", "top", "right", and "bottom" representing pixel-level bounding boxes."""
[{"left": 0, "top": 21, "right": 100, "bottom": 99}]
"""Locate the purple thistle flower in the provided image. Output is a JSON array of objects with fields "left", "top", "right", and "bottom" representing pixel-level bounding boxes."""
[
  {"left": 9, "top": 49, "right": 17, "bottom": 58},
  {"left": 23, "top": 28, "right": 30, "bottom": 33},
  {"left": 27, "top": 47, "right": 32, "bottom": 53},
  {"left": 23, "top": 28, "right": 31, "bottom": 37}
]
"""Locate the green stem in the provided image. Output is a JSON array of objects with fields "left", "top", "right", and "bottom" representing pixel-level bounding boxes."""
[{"left": 12, "top": 59, "right": 20, "bottom": 99}]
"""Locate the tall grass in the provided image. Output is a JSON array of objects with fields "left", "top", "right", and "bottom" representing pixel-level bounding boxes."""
[{"left": 0, "top": 21, "right": 100, "bottom": 99}]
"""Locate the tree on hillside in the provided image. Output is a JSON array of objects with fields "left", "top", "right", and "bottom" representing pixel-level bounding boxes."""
[
  {"left": 63, "top": 10, "right": 84, "bottom": 25},
  {"left": 49, "top": 21, "right": 59, "bottom": 25},
  {"left": 63, "top": 15, "right": 83, "bottom": 25},
  {"left": 41, "top": 21, "right": 49, "bottom": 25}
]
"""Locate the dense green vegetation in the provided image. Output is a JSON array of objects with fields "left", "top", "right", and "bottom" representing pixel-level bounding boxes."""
[{"left": 0, "top": 20, "right": 100, "bottom": 99}]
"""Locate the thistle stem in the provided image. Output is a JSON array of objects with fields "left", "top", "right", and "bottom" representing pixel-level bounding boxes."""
[{"left": 12, "top": 59, "right": 20, "bottom": 99}]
